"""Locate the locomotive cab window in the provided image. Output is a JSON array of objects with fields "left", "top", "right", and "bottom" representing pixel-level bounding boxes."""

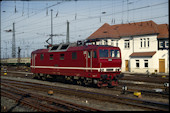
[
  {"left": 72, "top": 52, "right": 77, "bottom": 59},
  {"left": 60, "top": 54, "right": 64, "bottom": 60},
  {"left": 110, "top": 50, "right": 120, "bottom": 58},
  {"left": 49, "top": 54, "right": 53, "bottom": 60},
  {"left": 99, "top": 49, "right": 108, "bottom": 58}
]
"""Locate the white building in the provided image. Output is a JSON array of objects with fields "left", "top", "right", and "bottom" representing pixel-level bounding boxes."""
[{"left": 87, "top": 21, "right": 169, "bottom": 74}]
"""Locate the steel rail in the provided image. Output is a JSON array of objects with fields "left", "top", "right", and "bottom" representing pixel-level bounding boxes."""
[
  {"left": 1, "top": 82, "right": 101, "bottom": 111},
  {"left": 1, "top": 90, "right": 53, "bottom": 112},
  {"left": 1, "top": 86, "right": 70, "bottom": 112},
  {"left": 2, "top": 78, "right": 169, "bottom": 111},
  {"left": 108, "top": 86, "right": 169, "bottom": 98}
]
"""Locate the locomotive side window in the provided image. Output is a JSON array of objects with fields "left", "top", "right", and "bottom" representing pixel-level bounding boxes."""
[
  {"left": 60, "top": 54, "right": 64, "bottom": 60},
  {"left": 93, "top": 51, "right": 97, "bottom": 58},
  {"left": 72, "top": 52, "right": 77, "bottom": 59},
  {"left": 40, "top": 54, "right": 44, "bottom": 60},
  {"left": 49, "top": 54, "right": 53, "bottom": 60},
  {"left": 88, "top": 51, "right": 91, "bottom": 58},
  {"left": 99, "top": 49, "right": 108, "bottom": 57}
]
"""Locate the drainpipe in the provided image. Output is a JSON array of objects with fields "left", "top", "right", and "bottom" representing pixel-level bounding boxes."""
[
  {"left": 132, "top": 36, "right": 134, "bottom": 53},
  {"left": 130, "top": 36, "right": 134, "bottom": 72}
]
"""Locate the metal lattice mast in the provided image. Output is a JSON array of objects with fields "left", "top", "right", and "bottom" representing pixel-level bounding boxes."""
[
  {"left": 17, "top": 47, "right": 21, "bottom": 63},
  {"left": 51, "top": 9, "right": 53, "bottom": 45},
  {"left": 12, "top": 22, "right": 16, "bottom": 58}
]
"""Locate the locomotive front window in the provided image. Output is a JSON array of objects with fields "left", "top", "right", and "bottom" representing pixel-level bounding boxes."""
[
  {"left": 110, "top": 50, "right": 120, "bottom": 58},
  {"left": 99, "top": 49, "right": 108, "bottom": 57}
]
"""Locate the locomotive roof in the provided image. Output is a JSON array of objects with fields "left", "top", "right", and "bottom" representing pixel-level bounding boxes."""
[
  {"left": 32, "top": 49, "right": 49, "bottom": 54},
  {"left": 67, "top": 45, "right": 119, "bottom": 51},
  {"left": 32, "top": 44, "right": 120, "bottom": 54}
]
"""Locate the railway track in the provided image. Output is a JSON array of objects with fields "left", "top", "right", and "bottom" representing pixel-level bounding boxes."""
[
  {"left": 107, "top": 86, "right": 169, "bottom": 99},
  {"left": 1, "top": 77, "right": 169, "bottom": 111},
  {"left": 1, "top": 83, "right": 101, "bottom": 112},
  {"left": 2, "top": 70, "right": 169, "bottom": 98},
  {"left": 121, "top": 75, "right": 168, "bottom": 84},
  {"left": 122, "top": 73, "right": 169, "bottom": 78}
]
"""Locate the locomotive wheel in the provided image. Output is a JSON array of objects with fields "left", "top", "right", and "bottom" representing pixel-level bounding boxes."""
[
  {"left": 37, "top": 74, "right": 41, "bottom": 80},
  {"left": 77, "top": 79, "right": 82, "bottom": 85},
  {"left": 83, "top": 78, "right": 89, "bottom": 86},
  {"left": 42, "top": 76, "right": 46, "bottom": 81},
  {"left": 42, "top": 75, "right": 47, "bottom": 81},
  {"left": 33, "top": 74, "right": 38, "bottom": 79}
]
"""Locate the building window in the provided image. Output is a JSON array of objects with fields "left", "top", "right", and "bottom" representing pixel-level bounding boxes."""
[
  {"left": 60, "top": 54, "right": 64, "bottom": 60},
  {"left": 141, "top": 38, "right": 149, "bottom": 48},
  {"left": 104, "top": 40, "right": 107, "bottom": 45},
  {"left": 111, "top": 40, "right": 114, "bottom": 46},
  {"left": 124, "top": 40, "right": 130, "bottom": 48},
  {"left": 100, "top": 41, "right": 102, "bottom": 45},
  {"left": 116, "top": 40, "right": 118, "bottom": 47},
  {"left": 40, "top": 54, "right": 44, "bottom": 60},
  {"left": 144, "top": 38, "right": 146, "bottom": 47},
  {"left": 159, "top": 41, "right": 164, "bottom": 48},
  {"left": 72, "top": 52, "right": 77, "bottom": 59},
  {"left": 140, "top": 39, "right": 142, "bottom": 47},
  {"left": 144, "top": 60, "right": 148, "bottom": 68},
  {"left": 49, "top": 54, "right": 53, "bottom": 60},
  {"left": 147, "top": 38, "right": 149, "bottom": 47},
  {"left": 165, "top": 41, "right": 169, "bottom": 48},
  {"left": 136, "top": 60, "right": 139, "bottom": 68}
]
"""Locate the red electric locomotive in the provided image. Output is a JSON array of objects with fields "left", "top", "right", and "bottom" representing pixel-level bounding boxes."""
[{"left": 31, "top": 41, "right": 123, "bottom": 87}]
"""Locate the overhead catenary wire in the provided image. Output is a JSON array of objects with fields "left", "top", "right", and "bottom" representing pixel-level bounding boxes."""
[
  {"left": 2, "top": 1, "right": 167, "bottom": 32},
  {"left": 1, "top": 0, "right": 168, "bottom": 58},
  {"left": 2, "top": 1, "right": 65, "bottom": 30}
]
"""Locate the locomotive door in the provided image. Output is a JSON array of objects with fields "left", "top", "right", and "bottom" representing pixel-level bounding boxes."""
[
  {"left": 84, "top": 50, "right": 92, "bottom": 72},
  {"left": 84, "top": 50, "right": 97, "bottom": 72},
  {"left": 31, "top": 54, "right": 36, "bottom": 72}
]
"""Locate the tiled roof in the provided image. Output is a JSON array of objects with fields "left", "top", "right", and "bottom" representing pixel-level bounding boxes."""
[
  {"left": 157, "top": 24, "right": 169, "bottom": 39},
  {"left": 130, "top": 51, "right": 156, "bottom": 57},
  {"left": 87, "top": 20, "right": 169, "bottom": 40}
]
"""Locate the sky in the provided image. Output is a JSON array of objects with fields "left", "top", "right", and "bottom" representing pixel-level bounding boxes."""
[{"left": 0, "top": 0, "right": 169, "bottom": 58}]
